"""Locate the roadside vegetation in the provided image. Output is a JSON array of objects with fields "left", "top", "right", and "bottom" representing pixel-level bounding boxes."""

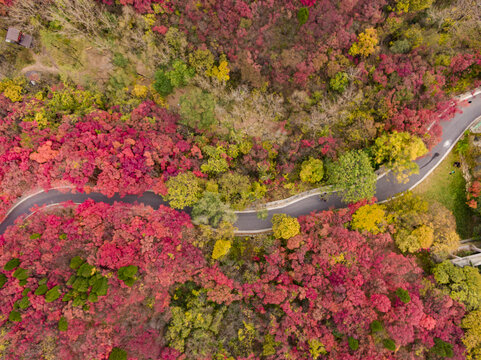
[{"left": 413, "top": 151, "right": 476, "bottom": 239}]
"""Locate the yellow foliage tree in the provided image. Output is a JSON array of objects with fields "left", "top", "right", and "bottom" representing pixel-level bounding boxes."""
[
  {"left": 412, "top": 225, "right": 434, "bottom": 248},
  {"left": 212, "top": 239, "right": 232, "bottom": 260},
  {"left": 349, "top": 28, "right": 379, "bottom": 58},
  {"left": 373, "top": 131, "right": 427, "bottom": 183},
  {"left": 132, "top": 84, "right": 148, "bottom": 98},
  {"left": 189, "top": 49, "right": 215, "bottom": 74},
  {"left": 300, "top": 157, "right": 324, "bottom": 184},
  {"left": 207, "top": 55, "right": 230, "bottom": 82},
  {"left": 351, "top": 204, "right": 386, "bottom": 234},
  {"left": 163, "top": 172, "right": 203, "bottom": 209},
  {"left": 462, "top": 310, "right": 481, "bottom": 360},
  {"left": 395, "top": 0, "right": 433, "bottom": 12},
  {"left": 272, "top": 214, "right": 300, "bottom": 240},
  {"left": 395, "top": 224, "right": 434, "bottom": 253}
]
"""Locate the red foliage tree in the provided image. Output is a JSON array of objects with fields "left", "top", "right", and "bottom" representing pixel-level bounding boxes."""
[{"left": 240, "top": 209, "right": 466, "bottom": 359}]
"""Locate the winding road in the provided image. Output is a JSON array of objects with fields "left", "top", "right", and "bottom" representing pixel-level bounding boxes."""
[{"left": 2, "top": 92, "right": 481, "bottom": 235}]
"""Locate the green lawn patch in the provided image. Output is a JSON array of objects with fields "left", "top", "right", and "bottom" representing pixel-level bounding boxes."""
[{"left": 413, "top": 151, "right": 476, "bottom": 239}]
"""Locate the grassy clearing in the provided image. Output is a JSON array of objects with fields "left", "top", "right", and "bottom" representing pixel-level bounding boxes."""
[{"left": 413, "top": 151, "right": 476, "bottom": 239}]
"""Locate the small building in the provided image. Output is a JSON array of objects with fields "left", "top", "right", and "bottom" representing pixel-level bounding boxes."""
[{"left": 5, "top": 27, "right": 32, "bottom": 48}]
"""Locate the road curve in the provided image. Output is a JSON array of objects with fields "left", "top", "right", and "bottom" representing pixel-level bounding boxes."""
[{"left": 2, "top": 94, "right": 481, "bottom": 235}]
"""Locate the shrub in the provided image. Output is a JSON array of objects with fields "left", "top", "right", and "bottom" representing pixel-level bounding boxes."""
[
  {"left": 45, "top": 285, "right": 61, "bottom": 302},
  {"left": 383, "top": 339, "right": 396, "bottom": 351},
  {"left": 297, "top": 7, "right": 309, "bottom": 25},
  {"left": 0, "top": 78, "right": 24, "bottom": 102},
  {"left": 109, "top": 347, "right": 127, "bottom": 360},
  {"left": 0, "top": 273, "right": 7, "bottom": 289},
  {"left": 58, "top": 317, "right": 68, "bottom": 332},
  {"left": 395, "top": 287, "right": 411, "bottom": 304},
  {"left": 370, "top": 320, "right": 383, "bottom": 333},
  {"left": 348, "top": 336, "right": 359, "bottom": 351},
  {"left": 4, "top": 258, "right": 20, "bottom": 271},
  {"left": 112, "top": 53, "right": 128, "bottom": 68},
  {"left": 117, "top": 265, "right": 138, "bottom": 287},
  {"left": 13, "top": 268, "right": 28, "bottom": 281},
  {"left": 9, "top": 310, "right": 21, "bottom": 322},
  {"left": 431, "top": 338, "right": 454, "bottom": 358}
]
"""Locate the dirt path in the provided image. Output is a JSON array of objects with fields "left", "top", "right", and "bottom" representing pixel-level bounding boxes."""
[
  {"left": 20, "top": 51, "right": 59, "bottom": 75},
  {"left": 21, "top": 62, "right": 59, "bottom": 74}
]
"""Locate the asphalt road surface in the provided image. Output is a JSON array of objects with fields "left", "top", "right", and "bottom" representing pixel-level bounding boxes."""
[{"left": 2, "top": 94, "right": 481, "bottom": 235}]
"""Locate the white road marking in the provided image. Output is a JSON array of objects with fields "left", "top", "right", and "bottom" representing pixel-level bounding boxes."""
[{"left": 443, "top": 140, "right": 452, "bottom": 148}]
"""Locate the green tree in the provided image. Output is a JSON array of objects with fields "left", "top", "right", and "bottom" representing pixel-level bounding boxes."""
[
  {"left": 200, "top": 146, "right": 230, "bottom": 175},
  {"left": 166, "top": 287, "right": 225, "bottom": 357},
  {"left": 168, "top": 60, "right": 195, "bottom": 88},
  {"left": 390, "top": 39, "right": 411, "bottom": 54},
  {"left": 329, "top": 72, "right": 349, "bottom": 93},
  {"left": 272, "top": 214, "right": 300, "bottom": 240},
  {"left": 218, "top": 172, "right": 252, "bottom": 209},
  {"left": 373, "top": 131, "right": 427, "bottom": 183},
  {"left": 192, "top": 192, "right": 237, "bottom": 228},
  {"left": 179, "top": 87, "right": 216, "bottom": 130},
  {"left": 328, "top": 150, "right": 376, "bottom": 203},
  {"left": 153, "top": 60, "right": 195, "bottom": 97},
  {"left": 433, "top": 261, "right": 481, "bottom": 311},
  {"left": 163, "top": 172, "right": 203, "bottom": 209},
  {"left": 153, "top": 70, "right": 173, "bottom": 96},
  {"left": 299, "top": 157, "right": 324, "bottom": 184}
]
